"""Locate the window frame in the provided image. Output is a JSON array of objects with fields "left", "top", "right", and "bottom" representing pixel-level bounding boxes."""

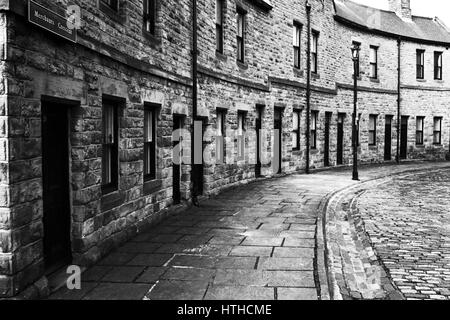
[
  {"left": 143, "top": 0, "right": 157, "bottom": 35},
  {"left": 369, "top": 45, "right": 378, "bottom": 79},
  {"left": 216, "top": 109, "right": 227, "bottom": 163},
  {"left": 236, "top": 9, "right": 246, "bottom": 63},
  {"left": 293, "top": 22, "right": 302, "bottom": 69},
  {"left": 237, "top": 111, "right": 247, "bottom": 159},
  {"left": 416, "top": 116, "right": 424, "bottom": 145},
  {"left": 311, "top": 111, "right": 318, "bottom": 149},
  {"left": 369, "top": 115, "right": 377, "bottom": 146},
  {"left": 433, "top": 117, "right": 442, "bottom": 145},
  {"left": 311, "top": 31, "right": 319, "bottom": 74},
  {"left": 144, "top": 105, "right": 157, "bottom": 181},
  {"left": 416, "top": 49, "right": 425, "bottom": 80},
  {"left": 292, "top": 110, "right": 301, "bottom": 151},
  {"left": 102, "top": 101, "right": 119, "bottom": 194},
  {"left": 434, "top": 51, "right": 443, "bottom": 80},
  {"left": 216, "top": 0, "right": 224, "bottom": 54}
]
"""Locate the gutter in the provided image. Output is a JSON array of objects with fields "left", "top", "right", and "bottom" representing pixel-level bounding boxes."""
[
  {"left": 305, "top": 1, "right": 312, "bottom": 174},
  {"left": 396, "top": 38, "right": 401, "bottom": 164},
  {"left": 191, "top": 0, "right": 199, "bottom": 206}
]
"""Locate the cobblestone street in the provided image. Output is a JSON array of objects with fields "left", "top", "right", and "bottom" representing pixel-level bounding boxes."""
[
  {"left": 49, "top": 162, "right": 450, "bottom": 300},
  {"left": 355, "top": 169, "right": 450, "bottom": 300},
  {"left": 327, "top": 163, "right": 450, "bottom": 300}
]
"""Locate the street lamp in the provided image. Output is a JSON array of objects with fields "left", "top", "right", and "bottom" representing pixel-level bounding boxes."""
[{"left": 351, "top": 43, "right": 360, "bottom": 181}]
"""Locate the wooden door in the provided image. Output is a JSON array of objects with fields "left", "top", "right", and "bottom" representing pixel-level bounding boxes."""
[{"left": 42, "top": 102, "right": 72, "bottom": 272}]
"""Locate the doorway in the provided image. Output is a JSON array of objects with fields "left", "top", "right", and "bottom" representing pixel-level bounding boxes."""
[
  {"left": 324, "top": 112, "right": 332, "bottom": 167},
  {"left": 274, "top": 108, "right": 283, "bottom": 174},
  {"left": 337, "top": 114, "right": 345, "bottom": 165},
  {"left": 384, "top": 115, "right": 393, "bottom": 161},
  {"left": 194, "top": 118, "right": 205, "bottom": 196},
  {"left": 42, "top": 102, "right": 72, "bottom": 272},
  {"left": 400, "top": 116, "right": 408, "bottom": 160},
  {"left": 173, "top": 115, "right": 185, "bottom": 204}
]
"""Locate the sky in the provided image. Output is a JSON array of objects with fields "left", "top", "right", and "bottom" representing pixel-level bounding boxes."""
[{"left": 352, "top": 0, "right": 450, "bottom": 27}]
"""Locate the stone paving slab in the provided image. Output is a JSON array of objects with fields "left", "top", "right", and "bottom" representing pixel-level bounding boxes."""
[{"left": 48, "top": 161, "right": 450, "bottom": 300}]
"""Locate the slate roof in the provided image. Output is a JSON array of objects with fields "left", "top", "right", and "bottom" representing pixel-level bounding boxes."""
[{"left": 334, "top": 0, "right": 450, "bottom": 44}]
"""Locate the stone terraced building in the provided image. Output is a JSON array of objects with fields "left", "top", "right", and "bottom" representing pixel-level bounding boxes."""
[{"left": 0, "top": 0, "right": 449, "bottom": 298}]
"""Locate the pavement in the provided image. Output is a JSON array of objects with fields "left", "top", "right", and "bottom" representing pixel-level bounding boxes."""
[{"left": 48, "top": 161, "right": 450, "bottom": 300}]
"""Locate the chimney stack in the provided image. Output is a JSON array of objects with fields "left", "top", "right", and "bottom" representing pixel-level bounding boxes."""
[{"left": 389, "top": 0, "right": 412, "bottom": 21}]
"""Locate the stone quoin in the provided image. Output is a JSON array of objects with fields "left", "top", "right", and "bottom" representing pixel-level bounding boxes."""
[{"left": 0, "top": 0, "right": 449, "bottom": 298}]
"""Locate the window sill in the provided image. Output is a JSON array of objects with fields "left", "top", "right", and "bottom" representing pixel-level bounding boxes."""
[
  {"left": 369, "top": 145, "right": 377, "bottom": 150},
  {"left": 237, "top": 60, "right": 248, "bottom": 70},
  {"left": 310, "top": 148, "right": 319, "bottom": 154},
  {"left": 434, "top": 79, "right": 444, "bottom": 83},
  {"left": 99, "top": 2, "right": 126, "bottom": 24},
  {"left": 216, "top": 51, "right": 228, "bottom": 62},
  {"left": 143, "top": 179, "right": 163, "bottom": 195},
  {"left": 369, "top": 78, "right": 380, "bottom": 83},
  {"left": 416, "top": 79, "right": 426, "bottom": 82},
  {"left": 143, "top": 30, "right": 162, "bottom": 49},
  {"left": 312, "top": 73, "right": 320, "bottom": 80},
  {"left": 101, "top": 190, "right": 126, "bottom": 212},
  {"left": 293, "top": 68, "right": 304, "bottom": 78},
  {"left": 415, "top": 144, "right": 425, "bottom": 148},
  {"left": 433, "top": 143, "right": 443, "bottom": 147}
]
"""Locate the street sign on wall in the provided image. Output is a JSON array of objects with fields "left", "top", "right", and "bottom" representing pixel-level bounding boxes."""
[{"left": 28, "top": 0, "right": 77, "bottom": 43}]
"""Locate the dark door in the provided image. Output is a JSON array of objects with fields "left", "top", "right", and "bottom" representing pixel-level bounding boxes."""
[
  {"left": 42, "top": 102, "right": 72, "bottom": 272},
  {"left": 255, "top": 106, "right": 263, "bottom": 177},
  {"left": 173, "top": 115, "right": 183, "bottom": 204},
  {"left": 324, "top": 112, "right": 331, "bottom": 167},
  {"left": 194, "top": 119, "right": 204, "bottom": 195},
  {"left": 274, "top": 108, "right": 282, "bottom": 174},
  {"left": 400, "top": 116, "right": 408, "bottom": 160},
  {"left": 337, "top": 114, "right": 344, "bottom": 165},
  {"left": 384, "top": 116, "right": 392, "bottom": 161}
]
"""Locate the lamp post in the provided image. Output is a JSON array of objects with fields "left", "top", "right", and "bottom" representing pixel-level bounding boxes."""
[{"left": 351, "top": 44, "right": 360, "bottom": 181}]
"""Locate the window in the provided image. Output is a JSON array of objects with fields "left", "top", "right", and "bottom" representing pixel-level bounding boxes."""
[
  {"left": 216, "top": 0, "right": 224, "bottom": 53},
  {"left": 416, "top": 117, "right": 424, "bottom": 145},
  {"left": 416, "top": 50, "right": 425, "bottom": 79},
  {"left": 369, "top": 115, "right": 377, "bottom": 146},
  {"left": 434, "top": 51, "right": 443, "bottom": 80},
  {"left": 292, "top": 110, "right": 301, "bottom": 150},
  {"left": 101, "top": 0, "right": 119, "bottom": 11},
  {"left": 311, "top": 31, "right": 318, "bottom": 73},
  {"left": 370, "top": 46, "right": 378, "bottom": 79},
  {"left": 237, "top": 10, "right": 245, "bottom": 63},
  {"left": 102, "top": 102, "right": 119, "bottom": 193},
  {"left": 352, "top": 41, "right": 361, "bottom": 77},
  {"left": 237, "top": 111, "right": 246, "bottom": 159},
  {"left": 311, "top": 111, "right": 318, "bottom": 149},
  {"left": 433, "top": 117, "right": 442, "bottom": 145},
  {"left": 144, "top": 106, "right": 157, "bottom": 181},
  {"left": 144, "top": 0, "right": 156, "bottom": 35},
  {"left": 293, "top": 22, "right": 302, "bottom": 69},
  {"left": 216, "top": 109, "right": 226, "bottom": 163}
]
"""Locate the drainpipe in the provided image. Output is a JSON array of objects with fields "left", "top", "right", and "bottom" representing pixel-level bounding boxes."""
[
  {"left": 305, "top": 1, "right": 311, "bottom": 174},
  {"left": 396, "top": 37, "right": 401, "bottom": 164},
  {"left": 191, "top": 0, "right": 199, "bottom": 205}
]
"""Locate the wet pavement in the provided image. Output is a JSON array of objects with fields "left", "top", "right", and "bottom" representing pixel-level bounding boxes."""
[{"left": 49, "top": 161, "right": 450, "bottom": 300}]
